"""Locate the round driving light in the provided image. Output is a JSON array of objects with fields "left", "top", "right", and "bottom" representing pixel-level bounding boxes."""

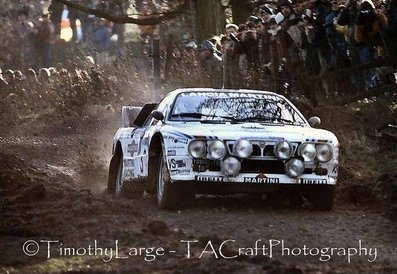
[
  {"left": 316, "top": 144, "right": 333, "bottom": 163},
  {"left": 233, "top": 139, "right": 253, "bottom": 159},
  {"left": 208, "top": 140, "right": 227, "bottom": 159},
  {"left": 298, "top": 143, "right": 316, "bottom": 161},
  {"left": 188, "top": 140, "right": 206, "bottom": 158},
  {"left": 274, "top": 140, "right": 293, "bottom": 160},
  {"left": 221, "top": 157, "right": 241, "bottom": 176},
  {"left": 285, "top": 158, "right": 305, "bottom": 178}
]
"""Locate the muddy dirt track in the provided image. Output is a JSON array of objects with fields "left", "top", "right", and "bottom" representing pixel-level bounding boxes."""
[{"left": 1, "top": 105, "right": 396, "bottom": 274}]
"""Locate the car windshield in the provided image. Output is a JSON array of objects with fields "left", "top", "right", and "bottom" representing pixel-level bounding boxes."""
[{"left": 169, "top": 91, "right": 306, "bottom": 125}]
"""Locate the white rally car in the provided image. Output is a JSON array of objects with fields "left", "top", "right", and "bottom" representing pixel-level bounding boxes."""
[{"left": 108, "top": 89, "right": 339, "bottom": 210}]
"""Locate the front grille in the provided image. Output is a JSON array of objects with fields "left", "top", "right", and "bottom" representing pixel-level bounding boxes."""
[
  {"left": 226, "top": 140, "right": 299, "bottom": 159},
  {"left": 252, "top": 144, "right": 262, "bottom": 156}
]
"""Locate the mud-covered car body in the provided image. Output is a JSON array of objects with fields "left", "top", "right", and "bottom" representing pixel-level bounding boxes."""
[{"left": 109, "top": 88, "right": 339, "bottom": 209}]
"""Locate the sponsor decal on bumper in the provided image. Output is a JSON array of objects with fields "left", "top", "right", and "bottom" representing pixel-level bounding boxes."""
[
  {"left": 171, "top": 170, "right": 333, "bottom": 185},
  {"left": 195, "top": 175, "right": 280, "bottom": 184},
  {"left": 300, "top": 178, "right": 328, "bottom": 184},
  {"left": 195, "top": 176, "right": 226, "bottom": 182},
  {"left": 243, "top": 177, "right": 280, "bottom": 184}
]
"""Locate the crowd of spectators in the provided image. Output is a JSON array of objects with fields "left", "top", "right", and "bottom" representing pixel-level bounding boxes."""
[
  {"left": 5, "top": 0, "right": 397, "bottom": 98},
  {"left": 197, "top": 0, "right": 397, "bottom": 93}
]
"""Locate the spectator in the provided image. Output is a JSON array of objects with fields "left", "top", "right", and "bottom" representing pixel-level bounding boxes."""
[
  {"left": 35, "top": 13, "right": 55, "bottom": 68},
  {"left": 338, "top": 0, "right": 364, "bottom": 87},
  {"left": 277, "top": 0, "right": 303, "bottom": 73},
  {"left": 90, "top": 18, "right": 111, "bottom": 66},
  {"left": 232, "top": 22, "right": 261, "bottom": 88},
  {"left": 77, "top": 0, "right": 92, "bottom": 42},
  {"left": 259, "top": 6, "right": 273, "bottom": 23},
  {"left": 373, "top": 0, "right": 384, "bottom": 10},
  {"left": 68, "top": 4, "right": 79, "bottom": 42},
  {"left": 355, "top": 0, "right": 388, "bottom": 86},
  {"left": 311, "top": 0, "right": 332, "bottom": 72},
  {"left": 355, "top": 0, "right": 388, "bottom": 53},
  {"left": 223, "top": 24, "right": 240, "bottom": 88},
  {"left": 199, "top": 39, "right": 222, "bottom": 86},
  {"left": 293, "top": 0, "right": 306, "bottom": 16},
  {"left": 48, "top": 0, "right": 63, "bottom": 39},
  {"left": 325, "top": 0, "right": 349, "bottom": 69},
  {"left": 300, "top": 14, "right": 322, "bottom": 75},
  {"left": 265, "top": 15, "right": 290, "bottom": 90},
  {"left": 257, "top": 8, "right": 274, "bottom": 81},
  {"left": 278, "top": 0, "right": 302, "bottom": 47}
]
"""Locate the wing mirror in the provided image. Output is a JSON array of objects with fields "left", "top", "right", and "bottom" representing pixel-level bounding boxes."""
[
  {"left": 151, "top": 110, "right": 164, "bottom": 121},
  {"left": 308, "top": 116, "right": 321, "bottom": 127}
]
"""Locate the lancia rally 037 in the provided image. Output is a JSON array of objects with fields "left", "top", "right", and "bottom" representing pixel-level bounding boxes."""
[{"left": 108, "top": 89, "right": 339, "bottom": 210}]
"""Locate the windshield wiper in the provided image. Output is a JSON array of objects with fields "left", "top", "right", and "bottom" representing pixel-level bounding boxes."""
[
  {"left": 172, "top": 113, "right": 203, "bottom": 118},
  {"left": 262, "top": 117, "right": 303, "bottom": 125},
  {"left": 171, "top": 112, "right": 237, "bottom": 123},
  {"left": 231, "top": 116, "right": 303, "bottom": 125}
]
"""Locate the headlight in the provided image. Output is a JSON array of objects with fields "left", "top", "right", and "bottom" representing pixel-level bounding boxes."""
[
  {"left": 233, "top": 139, "right": 253, "bottom": 159},
  {"left": 298, "top": 143, "right": 316, "bottom": 161},
  {"left": 316, "top": 144, "right": 333, "bottom": 163},
  {"left": 188, "top": 140, "right": 206, "bottom": 158},
  {"left": 285, "top": 158, "right": 305, "bottom": 178},
  {"left": 273, "top": 140, "right": 293, "bottom": 160},
  {"left": 208, "top": 140, "right": 227, "bottom": 159},
  {"left": 221, "top": 157, "right": 241, "bottom": 176}
]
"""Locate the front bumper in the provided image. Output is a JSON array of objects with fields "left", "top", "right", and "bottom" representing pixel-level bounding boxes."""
[
  {"left": 167, "top": 156, "right": 339, "bottom": 186},
  {"left": 172, "top": 171, "right": 337, "bottom": 185}
]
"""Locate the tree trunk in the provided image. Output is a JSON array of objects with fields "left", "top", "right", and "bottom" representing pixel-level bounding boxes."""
[
  {"left": 230, "top": 0, "right": 253, "bottom": 25},
  {"left": 193, "top": 0, "right": 225, "bottom": 41}
]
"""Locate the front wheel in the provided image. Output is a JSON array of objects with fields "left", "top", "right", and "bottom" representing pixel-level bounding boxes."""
[
  {"left": 156, "top": 150, "right": 187, "bottom": 209},
  {"left": 114, "top": 155, "right": 124, "bottom": 197}
]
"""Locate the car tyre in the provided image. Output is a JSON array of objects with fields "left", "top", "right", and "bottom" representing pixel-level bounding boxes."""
[
  {"left": 107, "top": 154, "right": 120, "bottom": 194},
  {"left": 305, "top": 185, "right": 335, "bottom": 211},
  {"left": 108, "top": 154, "right": 144, "bottom": 199},
  {"left": 156, "top": 150, "right": 186, "bottom": 209}
]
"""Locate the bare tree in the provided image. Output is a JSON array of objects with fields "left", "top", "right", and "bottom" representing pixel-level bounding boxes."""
[
  {"left": 58, "top": 0, "right": 188, "bottom": 25},
  {"left": 192, "top": 0, "right": 225, "bottom": 41}
]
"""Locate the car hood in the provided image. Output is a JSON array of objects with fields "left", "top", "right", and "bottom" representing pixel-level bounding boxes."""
[{"left": 162, "top": 123, "right": 338, "bottom": 143}]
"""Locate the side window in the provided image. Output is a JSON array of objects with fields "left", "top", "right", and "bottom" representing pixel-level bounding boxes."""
[{"left": 143, "top": 116, "right": 155, "bottom": 127}]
